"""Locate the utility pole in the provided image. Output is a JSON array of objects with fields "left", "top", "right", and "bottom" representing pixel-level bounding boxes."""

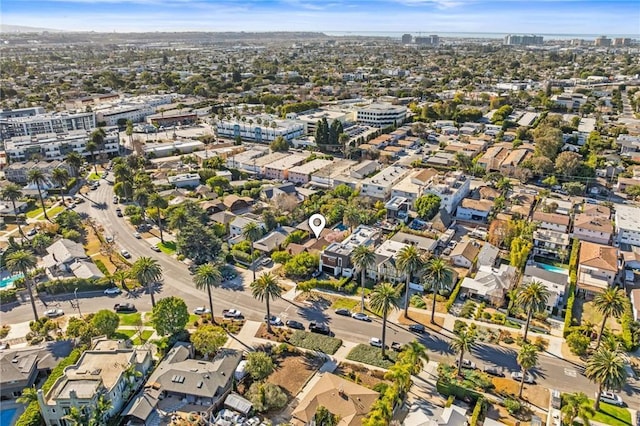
[{"left": 73, "top": 288, "right": 82, "bottom": 318}]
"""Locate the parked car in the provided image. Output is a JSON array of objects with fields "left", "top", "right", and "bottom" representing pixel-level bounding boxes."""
[
  {"left": 598, "top": 391, "right": 624, "bottom": 407},
  {"left": 391, "top": 342, "right": 403, "bottom": 352},
  {"left": 511, "top": 371, "right": 535, "bottom": 384},
  {"left": 483, "top": 367, "right": 505, "bottom": 377},
  {"left": 335, "top": 308, "right": 351, "bottom": 316},
  {"left": 264, "top": 315, "right": 283, "bottom": 326},
  {"left": 286, "top": 320, "right": 305, "bottom": 330},
  {"left": 311, "top": 270, "right": 322, "bottom": 278},
  {"left": 260, "top": 258, "right": 272, "bottom": 267},
  {"left": 223, "top": 309, "right": 243, "bottom": 319},
  {"left": 309, "top": 322, "right": 330, "bottom": 335},
  {"left": 105, "top": 236, "right": 114, "bottom": 243},
  {"left": 456, "top": 359, "right": 477, "bottom": 370},
  {"left": 27, "top": 228, "right": 38, "bottom": 237},
  {"left": 114, "top": 303, "right": 136, "bottom": 313},
  {"left": 120, "top": 249, "right": 131, "bottom": 259},
  {"left": 409, "top": 324, "right": 425, "bottom": 333},
  {"left": 113, "top": 196, "right": 119, "bottom": 204},
  {"left": 44, "top": 308, "right": 64, "bottom": 318},
  {"left": 369, "top": 337, "right": 384, "bottom": 348},
  {"left": 193, "top": 307, "right": 211, "bottom": 315},
  {"left": 104, "top": 287, "right": 122, "bottom": 295},
  {"left": 351, "top": 312, "right": 372, "bottom": 322},
  {"left": 150, "top": 245, "right": 161, "bottom": 252},
  {"left": 115, "top": 208, "right": 123, "bottom": 217}
]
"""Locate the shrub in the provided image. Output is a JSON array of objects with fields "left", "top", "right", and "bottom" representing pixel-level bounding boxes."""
[
  {"left": 297, "top": 277, "right": 352, "bottom": 294},
  {"left": 470, "top": 397, "right": 486, "bottom": 426},
  {"left": 288, "top": 330, "right": 342, "bottom": 354},
  {"left": 247, "top": 382, "right": 288, "bottom": 412},
  {"left": 460, "top": 300, "right": 477, "bottom": 318},
  {"left": 0, "top": 288, "right": 18, "bottom": 304},
  {"left": 94, "top": 259, "right": 110, "bottom": 276},
  {"left": 37, "top": 277, "right": 112, "bottom": 295},
  {"left": 454, "top": 320, "right": 468, "bottom": 335},
  {"left": 563, "top": 283, "right": 577, "bottom": 337},
  {"left": 482, "top": 311, "right": 492, "bottom": 320},
  {"left": 566, "top": 331, "right": 590, "bottom": 356},
  {"left": 445, "top": 279, "right": 463, "bottom": 312},
  {"left": 620, "top": 297, "right": 639, "bottom": 351},
  {"left": 503, "top": 398, "right": 521, "bottom": 415},
  {"left": 436, "top": 380, "right": 481, "bottom": 404},
  {"left": 492, "top": 312, "right": 506, "bottom": 325},
  {"left": 271, "top": 250, "right": 292, "bottom": 264},
  {"left": 15, "top": 401, "right": 41, "bottom": 426},
  {"left": 283, "top": 252, "right": 319, "bottom": 279},
  {"left": 245, "top": 352, "right": 275, "bottom": 381},
  {"left": 475, "top": 303, "right": 486, "bottom": 320},
  {"left": 410, "top": 294, "right": 427, "bottom": 309},
  {"left": 346, "top": 344, "right": 397, "bottom": 368}
]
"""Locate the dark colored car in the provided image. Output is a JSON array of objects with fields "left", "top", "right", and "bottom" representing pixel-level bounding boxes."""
[
  {"left": 309, "top": 322, "right": 330, "bottom": 335},
  {"left": 286, "top": 320, "right": 305, "bottom": 330},
  {"left": 114, "top": 303, "right": 137, "bottom": 313},
  {"left": 409, "top": 324, "right": 425, "bottom": 333},
  {"left": 483, "top": 367, "right": 505, "bottom": 377},
  {"left": 115, "top": 208, "right": 123, "bottom": 217},
  {"left": 335, "top": 308, "right": 351, "bottom": 316}
]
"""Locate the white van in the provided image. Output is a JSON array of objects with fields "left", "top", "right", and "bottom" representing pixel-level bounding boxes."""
[{"left": 598, "top": 391, "right": 624, "bottom": 406}]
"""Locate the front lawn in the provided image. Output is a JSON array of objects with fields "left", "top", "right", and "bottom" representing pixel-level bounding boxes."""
[
  {"left": 132, "top": 330, "right": 153, "bottom": 345},
  {"left": 113, "top": 329, "right": 136, "bottom": 340},
  {"left": 287, "top": 330, "right": 342, "bottom": 354},
  {"left": 158, "top": 241, "right": 177, "bottom": 254},
  {"left": 88, "top": 172, "right": 101, "bottom": 181},
  {"left": 26, "top": 205, "right": 64, "bottom": 219},
  {"left": 589, "top": 400, "right": 632, "bottom": 426},
  {"left": 331, "top": 297, "right": 360, "bottom": 311},
  {"left": 117, "top": 312, "right": 142, "bottom": 326},
  {"left": 346, "top": 343, "right": 397, "bottom": 369}
]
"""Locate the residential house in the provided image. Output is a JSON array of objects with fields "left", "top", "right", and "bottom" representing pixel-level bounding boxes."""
[
  {"left": 360, "top": 165, "right": 411, "bottom": 200},
  {"left": 532, "top": 211, "right": 571, "bottom": 233},
  {"left": 253, "top": 226, "right": 295, "bottom": 253},
  {"left": 385, "top": 196, "right": 410, "bottom": 223},
  {"left": 460, "top": 264, "right": 518, "bottom": 306},
  {"left": 533, "top": 229, "right": 571, "bottom": 260},
  {"left": 123, "top": 345, "right": 242, "bottom": 425},
  {"left": 476, "top": 143, "right": 511, "bottom": 172},
  {"left": 309, "top": 159, "right": 357, "bottom": 189},
  {"left": 390, "top": 231, "right": 438, "bottom": 253},
  {"left": 41, "top": 238, "right": 104, "bottom": 280},
  {"left": 0, "top": 198, "right": 28, "bottom": 216},
  {"left": 615, "top": 204, "right": 640, "bottom": 247},
  {"left": 404, "top": 404, "right": 468, "bottom": 426},
  {"left": 478, "top": 186, "right": 501, "bottom": 202},
  {"left": 523, "top": 264, "right": 569, "bottom": 314},
  {"left": 261, "top": 182, "right": 299, "bottom": 202},
  {"left": 573, "top": 213, "right": 613, "bottom": 245},
  {"left": 577, "top": 241, "right": 620, "bottom": 296},
  {"left": 222, "top": 195, "right": 254, "bottom": 213},
  {"left": 499, "top": 147, "right": 533, "bottom": 177},
  {"left": 320, "top": 225, "right": 380, "bottom": 277},
  {"left": 0, "top": 341, "right": 73, "bottom": 400},
  {"left": 288, "top": 159, "right": 333, "bottom": 184},
  {"left": 4, "top": 160, "right": 72, "bottom": 185},
  {"left": 621, "top": 246, "right": 640, "bottom": 270},
  {"left": 390, "top": 168, "right": 438, "bottom": 206},
  {"left": 167, "top": 173, "right": 201, "bottom": 188},
  {"left": 450, "top": 240, "right": 481, "bottom": 269},
  {"left": 290, "top": 373, "right": 379, "bottom": 426},
  {"left": 229, "top": 214, "right": 265, "bottom": 238},
  {"left": 37, "top": 338, "right": 153, "bottom": 426},
  {"left": 456, "top": 199, "right": 493, "bottom": 222},
  {"left": 424, "top": 171, "right": 471, "bottom": 214},
  {"left": 430, "top": 209, "right": 454, "bottom": 233},
  {"left": 477, "top": 243, "right": 500, "bottom": 269},
  {"left": 366, "top": 239, "right": 409, "bottom": 283}
]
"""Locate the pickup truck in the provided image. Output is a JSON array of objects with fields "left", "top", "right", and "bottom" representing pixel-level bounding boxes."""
[
  {"left": 114, "top": 303, "right": 137, "bottom": 313},
  {"left": 223, "top": 309, "right": 243, "bottom": 319}
]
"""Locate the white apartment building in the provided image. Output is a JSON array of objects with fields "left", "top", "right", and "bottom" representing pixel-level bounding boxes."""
[
  {"left": 4, "top": 130, "right": 120, "bottom": 163},
  {"left": 615, "top": 204, "right": 640, "bottom": 247},
  {"left": 355, "top": 103, "right": 407, "bottom": 127},
  {"left": 361, "top": 166, "right": 411, "bottom": 200},
  {"left": 320, "top": 225, "right": 380, "bottom": 277},
  {"left": 390, "top": 168, "right": 438, "bottom": 206},
  {"left": 1, "top": 110, "right": 96, "bottom": 139},
  {"left": 309, "top": 159, "right": 357, "bottom": 188},
  {"left": 168, "top": 173, "right": 201, "bottom": 188},
  {"left": 216, "top": 117, "right": 304, "bottom": 143},
  {"left": 551, "top": 93, "right": 588, "bottom": 110},
  {"left": 424, "top": 171, "right": 471, "bottom": 213},
  {"left": 226, "top": 148, "right": 270, "bottom": 171},
  {"left": 94, "top": 94, "right": 174, "bottom": 126},
  {"left": 0, "top": 106, "right": 45, "bottom": 119},
  {"left": 288, "top": 109, "right": 354, "bottom": 135},
  {"left": 263, "top": 154, "right": 307, "bottom": 181},
  {"left": 287, "top": 159, "right": 333, "bottom": 184}
]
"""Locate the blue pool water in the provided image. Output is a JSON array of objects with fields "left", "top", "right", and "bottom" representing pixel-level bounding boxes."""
[
  {"left": 0, "top": 273, "right": 24, "bottom": 290},
  {"left": 537, "top": 263, "right": 568, "bottom": 274},
  {"left": 0, "top": 407, "right": 18, "bottom": 426},
  {"left": 334, "top": 223, "right": 348, "bottom": 232}
]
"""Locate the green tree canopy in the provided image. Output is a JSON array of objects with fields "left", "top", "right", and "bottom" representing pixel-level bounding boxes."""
[
  {"left": 90, "top": 310, "right": 120, "bottom": 338},
  {"left": 151, "top": 296, "right": 189, "bottom": 336},
  {"left": 415, "top": 194, "right": 441, "bottom": 220},
  {"left": 190, "top": 325, "right": 227, "bottom": 358},
  {"left": 245, "top": 351, "right": 275, "bottom": 381}
]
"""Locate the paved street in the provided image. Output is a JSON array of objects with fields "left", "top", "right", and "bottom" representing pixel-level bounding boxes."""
[{"left": 1, "top": 177, "right": 639, "bottom": 409}]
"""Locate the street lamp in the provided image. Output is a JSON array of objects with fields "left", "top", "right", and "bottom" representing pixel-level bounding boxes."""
[{"left": 74, "top": 288, "right": 82, "bottom": 318}]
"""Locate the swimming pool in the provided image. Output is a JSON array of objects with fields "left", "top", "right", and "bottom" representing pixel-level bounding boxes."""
[
  {"left": 537, "top": 263, "right": 568, "bottom": 274},
  {"left": 334, "top": 223, "right": 348, "bottom": 232},
  {"left": 0, "top": 273, "right": 24, "bottom": 290},
  {"left": 0, "top": 407, "right": 18, "bottom": 426}
]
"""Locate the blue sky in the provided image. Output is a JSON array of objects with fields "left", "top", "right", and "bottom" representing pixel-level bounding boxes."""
[{"left": 2, "top": 0, "right": 638, "bottom": 35}]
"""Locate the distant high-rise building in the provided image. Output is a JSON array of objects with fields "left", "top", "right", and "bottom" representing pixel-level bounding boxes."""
[
  {"left": 594, "top": 36, "right": 612, "bottom": 47},
  {"left": 504, "top": 34, "right": 543, "bottom": 46},
  {"left": 401, "top": 34, "right": 412, "bottom": 44},
  {"left": 414, "top": 34, "right": 439, "bottom": 46},
  {"left": 429, "top": 35, "right": 439, "bottom": 46},
  {"left": 613, "top": 38, "right": 631, "bottom": 46}
]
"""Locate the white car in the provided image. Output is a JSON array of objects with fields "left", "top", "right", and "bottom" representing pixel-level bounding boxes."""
[
  {"left": 44, "top": 308, "right": 64, "bottom": 318},
  {"left": 352, "top": 312, "right": 372, "bottom": 322},
  {"left": 133, "top": 232, "right": 141, "bottom": 239},
  {"left": 456, "top": 358, "right": 477, "bottom": 370},
  {"left": 105, "top": 236, "right": 114, "bottom": 243},
  {"left": 598, "top": 391, "right": 624, "bottom": 407},
  {"left": 193, "top": 307, "right": 211, "bottom": 315},
  {"left": 104, "top": 287, "right": 122, "bottom": 295},
  {"left": 120, "top": 249, "right": 131, "bottom": 259},
  {"left": 511, "top": 371, "right": 535, "bottom": 384},
  {"left": 369, "top": 337, "right": 384, "bottom": 348},
  {"left": 264, "top": 315, "right": 283, "bottom": 326}
]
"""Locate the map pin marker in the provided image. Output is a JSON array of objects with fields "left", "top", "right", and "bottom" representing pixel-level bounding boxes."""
[{"left": 308, "top": 213, "right": 326, "bottom": 239}]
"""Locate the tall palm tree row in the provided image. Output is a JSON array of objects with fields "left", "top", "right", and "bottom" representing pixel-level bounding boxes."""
[
  {"left": 585, "top": 348, "right": 628, "bottom": 411},
  {"left": 592, "top": 287, "right": 626, "bottom": 350},
  {"left": 131, "top": 257, "right": 163, "bottom": 307},
  {"left": 423, "top": 258, "right": 454, "bottom": 324},
  {"left": 396, "top": 245, "right": 424, "bottom": 318},
  {"left": 89, "top": 127, "right": 106, "bottom": 174},
  {"left": 243, "top": 222, "right": 263, "bottom": 283},
  {"left": 369, "top": 282, "right": 401, "bottom": 358},
  {"left": 351, "top": 245, "right": 375, "bottom": 313},
  {"left": 64, "top": 152, "right": 84, "bottom": 177},
  {"left": 250, "top": 273, "right": 282, "bottom": 334},
  {"left": 399, "top": 340, "right": 429, "bottom": 375},
  {"left": 516, "top": 280, "right": 550, "bottom": 342},
  {"left": 517, "top": 343, "right": 539, "bottom": 398},
  {"left": 561, "top": 392, "right": 595, "bottom": 426},
  {"left": 52, "top": 167, "right": 70, "bottom": 206},
  {"left": 6, "top": 250, "right": 38, "bottom": 321},
  {"left": 148, "top": 193, "right": 168, "bottom": 243},
  {"left": 1, "top": 183, "right": 25, "bottom": 238},
  {"left": 193, "top": 262, "right": 223, "bottom": 324},
  {"left": 27, "top": 168, "right": 50, "bottom": 221},
  {"left": 450, "top": 327, "right": 477, "bottom": 377}
]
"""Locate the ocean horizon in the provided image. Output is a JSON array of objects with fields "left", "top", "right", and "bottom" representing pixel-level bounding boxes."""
[{"left": 323, "top": 31, "right": 639, "bottom": 41}]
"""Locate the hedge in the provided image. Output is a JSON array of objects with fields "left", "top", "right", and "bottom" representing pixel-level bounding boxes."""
[
  {"left": 298, "top": 276, "right": 354, "bottom": 294},
  {"left": 436, "top": 380, "right": 481, "bottom": 404},
  {"left": 470, "top": 396, "right": 486, "bottom": 426},
  {"left": 36, "top": 277, "right": 113, "bottom": 295},
  {"left": 94, "top": 259, "right": 110, "bottom": 276},
  {"left": 0, "top": 288, "right": 18, "bottom": 304},
  {"left": 445, "top": 279, "right": 463, "bottom": 312},
  {"left": 621, "top": 298, "right": 639, "bottom": 351},
  {"left": 563, "top": 283, "right": 576, "bottom": 337},
  {"left": 15, "top": 345, "right": 85, "bottom": 426},
  {"left": 288, "top": 331, "right": 342, "bottom": 354}
]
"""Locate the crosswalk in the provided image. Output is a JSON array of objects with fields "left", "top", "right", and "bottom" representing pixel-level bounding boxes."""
[{"left": 564, "top": 368, "right": 577, "bottom": 377}]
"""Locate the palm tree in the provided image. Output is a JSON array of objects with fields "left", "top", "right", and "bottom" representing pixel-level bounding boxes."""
[
  {"left": 450, "top": 327, "right": 477, "bottom": 377},
  {"left": 593, "top": 287, "right": 626, "bottom": 350},
  {"left": 423, "top": 258, "right": 454, "bottom": 324},
  {"left": 86, "top": 140, "right": 98, "bottom": 176},
  {"left": 396, "top": 245, "right": 424, "bottom": 318},
  {"left": 585, "top": 348, "right": 628, "bottom": 411},
  {"left": 126, "top": 119, "right": 134, "bottom": 146},
  {"left": 131, "top": 257, "right": 163, "bottom": 307},
  {"left": 516, "top": 280, "right": 550, "bottom": 342},
  {"left": 561, "top": 392, "right": 595, "bottom": 426},
  {"left": 496, "top": 177, "right": 513, "bottom": 194},
  {"left": 243, "top": 222, "right": 263, "bottom": 283},
  {"left": 6, "top": 250, "right": 38, "bottom": 321},
  {"left": 193, "top": 263, "right": 223, "bottom": 324},
  {"left": 89, "top": 127, "right": 106, "bottom": 174},
  {"left": 342, "top": 205, "right": 361, "bottom": 232},
  {"left": 384, "top": 363, "right": 412, "bottom": 395},
  {"left": 2, "top": 183, "right": 25, "bottom": 238},
  {"left": 112, "top": 269, "right": 129, "bottom": 292},
  {"left": 52, "top": 167, "right": 70, "bottom": 206},
  {"left": 89, "top": 394, "right": 112, "bottom": 426},
  {"left": 399, "top": 341, "right": 429, "bottom": 375},
  {"left": 65, "top": 152, "right": 84, "bottom": 177},
  {"left": 27, "top": 168, "right": 50, "bottom": 221},
  {"left": 351, "top": 245, "right": 375, "bottom": 313},
  {"left": 250, "top": 273, "right": 282, "bottom": 334},
  {"left": 148, "top": 193, "right": 168, "bottom": 243},
  {"left": 63, "top": 406, "right": 87, "bottom": 426},
  {"left": 122, "top": 364, "right": 143, "bottom": 398},
  {"left": 369, "top": 282, "right": 401, "bottom": 358},
  {"left": 517, "top": 343, "right": 539, "bottom": 398},
  {"left": 16, "top": 386, "right": 38, "bottom": 405}
]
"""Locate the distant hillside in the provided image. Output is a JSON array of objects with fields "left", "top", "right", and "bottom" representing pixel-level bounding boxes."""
[{"left": 0, "top": 24, "right": 65, "bottom": 33}]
